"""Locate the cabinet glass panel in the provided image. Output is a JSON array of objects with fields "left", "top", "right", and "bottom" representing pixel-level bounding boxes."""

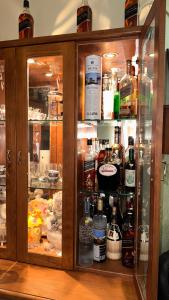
[
  {"left": 77, "top": 39, "right": 138, "bottom": 274},
  {"left": 27, "top": 56, "right": 63, "bottom": 257},
  {"left": 137, "top": 20, "right": 155, "bottom": 296},
  {"left": 0, "top": 60, "right": 6, "bottom": 248}
]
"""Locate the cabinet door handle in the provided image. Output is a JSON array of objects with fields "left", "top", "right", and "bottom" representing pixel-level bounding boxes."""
[
  {"left": 17, "top": 151, "right": 22, "bottom": 165},
  {"left": 7, "top": 150, "right": 12, "bottom": 164}
]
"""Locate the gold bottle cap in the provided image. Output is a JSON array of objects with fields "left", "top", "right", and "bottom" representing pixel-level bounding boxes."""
[{"left": 97, "top": 198, "right": 103, "bottom": 211}]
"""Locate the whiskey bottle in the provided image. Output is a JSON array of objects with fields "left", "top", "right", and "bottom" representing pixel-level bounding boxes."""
[
  {"left": 125, "top": 0, "right": 138, "bottom": 27},
  {"left": 112, "top": 126, "right": 124, "bottom": 187},
  {"left": 79, "top": 197, "right": 93, "bottom": 266},
  {"left": 19, "top": 0, "right": 34, "bottom": 39},
  {"left": 93, "top": 197, "right": 107, "bottom": 262},
  {"left": 77, "top": 0, "right": 92, "bottom": 32},
  {"left": 122, "top": 207, "right": 135, "bottom": 268},
  {"left": 97, "top": 148, "right": 120, "bottom": 192},
  {"left": 83, "top": 139, "right": 95, "bottom": 191},
  {"left": 107, "top": 206, "right": 122, "bottom": 260},
  {"left": 125, "top": 148, "right": 136, "bottom": 193},
  {"left": 119, "top": 60, "right": 137, "bottom": 118}
]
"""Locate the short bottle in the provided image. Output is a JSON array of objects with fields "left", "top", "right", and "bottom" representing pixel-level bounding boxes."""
[
  {"left": 107, "top": 206, "right": 122, "bottom": 260},
  {"left": 122, "top": 207, "right": 135, "bottom": 268},
  {"left": 93, "top": 197, "right": 107, "bottom": 262},
  {"left": 77, "top": 0, "right": 92, "bottom": 32},
  {"left": 125, "top": 148, "right": 136, "bottom": 193},
  {"left": 79, "top": 197, "right": 93, "bottom": 267},
  {"left": 19, "top": 0, "right": 34, "bottom": 39}
]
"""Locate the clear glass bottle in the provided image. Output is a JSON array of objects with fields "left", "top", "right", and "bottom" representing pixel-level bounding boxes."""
[
  {"left": 114, "top": 80, "right": 120, "bottom": 120},
  {"left": 107, "top": 206, "right": 122, "bottom": 260},
  {"left": 119, "top": 60, "right": 137, "bottom": 117},
  {"left": 77, "top": 0, "right": 92, "bottom": 32},
  {"left": 19, "top": 0, "right": 34, "bottom": 39},
  {"left": 79, "top": 197, "right": 93, "bottom": 267},
  {"left": 93, "top": 197, "right": 107, "bottom": 262}
]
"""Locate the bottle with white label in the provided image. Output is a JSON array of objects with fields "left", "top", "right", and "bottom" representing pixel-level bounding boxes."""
[
  {"left": 97, "top": 148, "right": 120, "bottom": 192},
  {"left": 93, "top": 197, "right": 107, "bottom": 262},
  {"left": 125, "top": 148, "right": 135, "bottom": 193},
  {"left": 107, "top": 206, "right": 122, "bottom": 260},
  {"left": 139, "top": 225, "right": 149, "bottom": 262},
  {"left": 85, "top": 55, "right": 102, "bottom": 120}
]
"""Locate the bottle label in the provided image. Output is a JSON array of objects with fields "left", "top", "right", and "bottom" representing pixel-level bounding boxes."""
[
  {"left": 83, "top": 160, "right": 95, "bottom": 190},
  {"left": 93, "top": 244, "right": 106, "bottom": 261},
  {"left": 77, "top": 10, "right": 92, "bottom": 26},
  {"left": 19, "top": 19, "right": 32, "bottom": 32},
  {"left": 125, "top": 169, "right": 135, "bottom": 187},
  {"left": 120, "top": 83, "right": 133, "bottom": 99},
  {"left": 99, "top": 164, "right": 117, "bottom": 177},
  {"left": 107, "top": 239, "right": 122, "bottom": 260},
  {"left": 93, "top": 229, "right": 106, "bottom": 239},
  {"left": 125, "top": 3, "right": 138, "bottom": 20},
  {"left": 122, "top": 236, "right": 134, "bottom": 249}
]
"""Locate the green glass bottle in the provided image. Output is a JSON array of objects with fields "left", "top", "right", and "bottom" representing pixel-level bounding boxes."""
[{"left": 114, "top": 81, "right": 120, "bottom": 119}]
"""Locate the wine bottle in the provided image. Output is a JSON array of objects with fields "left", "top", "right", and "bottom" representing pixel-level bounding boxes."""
[{"left": 125, "top": 148, "right": 136, "bottom": 193}]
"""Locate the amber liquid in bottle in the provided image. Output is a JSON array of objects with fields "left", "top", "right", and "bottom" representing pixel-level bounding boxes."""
[
  {"left": 77, "top": 0, "right": 92, "bottom": 32},
  {"left": 125, "top": 0, "right": 138, "bottom": 27},
  {"left": 19, "top": 0, "right": 34, "bottom": 39}
]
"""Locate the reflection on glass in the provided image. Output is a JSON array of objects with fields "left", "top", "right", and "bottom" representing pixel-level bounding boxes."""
[
  {"left": 137, "top": 20, "right": 155, "bottom": 295},
  {"left": 0, "top": 60, "right": 6, "bottom": 248},
  {"left": 27, "top": 56, "right": 63, "bottom": 257}
]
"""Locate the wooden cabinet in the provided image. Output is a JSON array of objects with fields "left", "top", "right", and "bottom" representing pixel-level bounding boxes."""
[{"left": 0, "top": 0, "right": 166, "bottom": 299}]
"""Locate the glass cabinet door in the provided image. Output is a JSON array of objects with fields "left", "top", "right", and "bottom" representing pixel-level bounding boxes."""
[
  {"left": 0, "top": 49, "right": 17, "bottom": 260},
  {"left": 16, "top": 43, "right": 75, "bottom": 269}
]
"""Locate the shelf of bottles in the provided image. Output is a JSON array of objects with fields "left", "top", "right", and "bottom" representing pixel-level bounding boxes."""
[
  {"left": 77, "top": 39, "right": 149, "bottom": 274},
  {"left": 27, "top": 56, "right": 63, "bottom": 257},
  {"left": 0, "top": 60, "right": 6, "bottom": 249}
]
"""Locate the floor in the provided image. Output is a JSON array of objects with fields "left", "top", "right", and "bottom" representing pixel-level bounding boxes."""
[{"left": 0, "top": 259, "right": 139, "bottom": 300}]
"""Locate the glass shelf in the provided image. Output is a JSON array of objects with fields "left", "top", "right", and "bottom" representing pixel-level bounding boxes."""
[
  {"left": 28, "top": 119, "right": 63, "bottom": 124},
  {"left": 79, "top": 189, "right": 135, "bottom": 197},
  {"left": 29, "top": 184, "right": 62, "bottom": 191}
]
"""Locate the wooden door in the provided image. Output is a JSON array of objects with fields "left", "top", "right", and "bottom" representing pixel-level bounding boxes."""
[
  {"left": 0, "top": 48, "right": 17, "bottom": 260},
  {"left": 136, "top": 1, "right": 166, "bottom": 299},
  {"left": 16, "top": 42, "right": 75, "bottom": 269}
]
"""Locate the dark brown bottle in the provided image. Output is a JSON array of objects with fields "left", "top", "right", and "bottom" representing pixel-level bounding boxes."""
[
  {"left": 77, "top": 0, "right": 92, "bottom": 32},
  {"left": 19, "top": 0, "right": 34, "bottom": 39},
  {"left": 125, "top": 148, "right": 136, "bottom": 193},
  {"left": 125, "top": 0, "right": 138, "bottom": 27},
  {"left": 122, "top": 207, "right": 135, "bottom": 268}
]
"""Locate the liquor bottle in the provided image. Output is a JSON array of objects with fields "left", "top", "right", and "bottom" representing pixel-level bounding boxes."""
[
  {"left": 102, "top": 73, "right": 114, "bottom": 120},
  {"left": 97, "top": 139, "right": 106, "bottom": 165},
  {"left": 125, "top": 0, "right": 138, "bottom": 27},
  {"left": 122, "top": 207, "right": 135, "bottom": 268},
  {"left": 107, "top": 206, "right": 122, "bottom": 260},
  {"left": 125, "top": 148, "right": 136, "bottom": 193},
  {"left": 103, "top": 195, "right": 112, "bottom": 225},
  {"left": 114, "top": 80, "right": 120, "bottom": 119},
  {"left": 79, "top": 197, "right": 93, "bottom": 266},
  {"left": 122, "top": 193, "right": 134, "bottom": 220},
  {"left": 85, "top": 55, "right": 102, "bottom": 120},
  {"left": 77, "top": 0, "right": 92, "bottom": 33},
  {"left": 19, "top": 0, "right": 34, "bottom": 39},
  {"left": 119, "top": 60, "right": 137, "bottom": 118},
  {"left": 112, "top": 126, "right": 124, "bottom": 187},
  {"left": 97, "top": 148, "right": 120, "bottom": 192},
  {"left": 93, "top": 197, "right": 107, "bottom": 262},
  {"left": 125, "top": 136, "right": 134, "bottom": 161},
  {"left": 83, "top": 139, "right": 95, "bottom": 191}
]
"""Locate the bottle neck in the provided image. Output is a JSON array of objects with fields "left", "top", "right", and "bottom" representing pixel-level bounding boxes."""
[
  {"left": 126, "top": 61, "right": 132, "bottom": 75},
  {"left": 23, "top": 6, "right": 30, "bottom": 13},
  {"left": 105, "top": 149, "right": 112, "bottom": 162},
  {"left": 83, "top": 198, "right": 91, "bottom": 217},
  {"left": 129, "top": 149, "right": 134, "bottom": 161},
  {"left": 114, "top": 132, "right": 120, "bottom": 144},
  {"left": 82, "top": 0, "right": 89, "bottom": 6}
]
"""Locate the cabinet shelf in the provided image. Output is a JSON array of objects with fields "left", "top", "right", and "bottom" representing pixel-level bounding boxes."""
[
  {"left": 78, "top": 118, "right": 136, "bottom": 126},
  {"left": 28, "top": 120, "right": 63, "bottom": 124},
  {"left": 29, "top": 185, "right": 62, "bottom": 191},
  {"left": 79, "top": 189, "right": 135, "bottom": 198}
]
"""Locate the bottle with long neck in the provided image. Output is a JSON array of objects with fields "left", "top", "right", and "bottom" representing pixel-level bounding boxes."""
[
  {"left": 19, "top": 0, "right": 34, "bottom": 39},
  {"left": 83, "top": 139, "right": 95, "bottom": 191},
  {"left": 93, "top": 197, "right": 107, "bottom": 262},
  {"left": 79, "top": 197, "right": 93, "bottom": 266},
  {"left": 114, "top": 80, "right": 120, "bottom": 120},
  {"left": 112, "top": 126, "right": 124, "bottom": 188},
  {"left": 77, "top": 0, "right": 92, "bottom": 32},
  {"left": 125, "top": 136, "right": 134, "bottom": 161},
  {"left": 125, "top": 148, "right": 136, "bottom": 193},
  {"left": 107, "top": 206, "right": 122, "bottom": 260},
  {"left": 122, "top": 207, "right": 135, "bottom": 268}
]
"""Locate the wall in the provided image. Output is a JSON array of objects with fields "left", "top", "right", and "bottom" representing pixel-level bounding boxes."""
[{"left": 0, "top": 0, "right": 125, "bottom": 41}]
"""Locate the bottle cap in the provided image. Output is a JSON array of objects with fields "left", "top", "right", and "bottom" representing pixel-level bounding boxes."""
[
  {"left": 87, "top": 139, "right": 92, "bottom": 146},
  {"left": 128, "top": 136, "right": 134, "bottom": 145},
  {"left": 114, "top": 126, "right": 121, "bottom": 133},
  {"left": 24, "top": 0, "right": 29, "bottom": 8}
]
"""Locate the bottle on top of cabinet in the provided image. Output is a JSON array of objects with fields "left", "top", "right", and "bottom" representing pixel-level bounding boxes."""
[
  {"left": 19, "top": 0, "right": 34, "bottom": 39},
  {"left": 77, "top": 0, "right": 92, "bottom": 32}
]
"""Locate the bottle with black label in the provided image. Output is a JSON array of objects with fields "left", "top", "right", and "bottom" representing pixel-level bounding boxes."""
[
  {"left": 19, "top": 0, "right": 34, "bottom": 39},
  {"left": 97, "top": 148, "right": 120, "bottom": 192},
  {"left": 77, "top": 0, "right": 92, "bottom": 32},
  {"left": 93, "top": 197, "right": 107, "bottom": 262},
  {"left": 107, "top": 206, "right": 122, "bottom": 260},
  {"left": 125, "top": 0, "right": 138, "bottom": 27},
  {"left": 83, "top": 139, "right": 95, "bottom": 191},
  {"left": 122, "top": 207, "right": 135, "bottom": 268},
  {"left": 125, "top": 148, "right": 136, "bottom": 193}
]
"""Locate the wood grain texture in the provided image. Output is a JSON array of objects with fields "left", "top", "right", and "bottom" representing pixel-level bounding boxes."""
[
  {"left": 0, "top": 260, "right": 138, "bottom": 300},
  {"left": 162, "top": 105, "right": 169, "bottom": 154}
]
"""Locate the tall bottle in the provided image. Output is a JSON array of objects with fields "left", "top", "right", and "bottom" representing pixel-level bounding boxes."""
[
  {"left": 114, "top": 80, "right": 120, "bottom": 119},
  {"left": 125, "top": 148, "right": 136, "bottom": 193},
  {"left": 125, "top": 136, "right": 134, "bottom": 161},
  {"left": 122, "top": 207, "right": 135, "bottom": 268},
  {"left": 77, "top": 0, "right": 92, "bottom": 32},
  {"left": 125, "top": 0, "right": 138, "bottom": 27},
  {"left": 79, "top": 197, "right": 93, "bottom": 266},
  {"left": 102, "top": 73, "right": 114, "bottom": 120},
  {"left": 19, "top": 0, "right": 34, "bottom": 39},
  {"left": 83, "top": 139, "right": 95, "bottom": 191},
  {"left": 112, "top": 126, "right": 124, "bottom": 187},
  {"left": 107, "top": 206, "right": 122, "bottom": 260},
  {"left": 119, "top": 60, "right": 137, "bottom": 118},
  {"left": 93, "top": 197, "right": 107, "bottom": 262}
]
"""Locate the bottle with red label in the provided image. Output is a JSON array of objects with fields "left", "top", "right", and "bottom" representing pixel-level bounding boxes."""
[
  {"left": 97, "top": 147, "right": 120, "bottom": 192},
  {"left": 77, "top": 0, "right": 92, "bottom": 32},
  {"left": 19, "top": 0, "right": 34, "bottom": 39},
  {"left": 83, "top": 139, "right": 95, "bottom": 191}
]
